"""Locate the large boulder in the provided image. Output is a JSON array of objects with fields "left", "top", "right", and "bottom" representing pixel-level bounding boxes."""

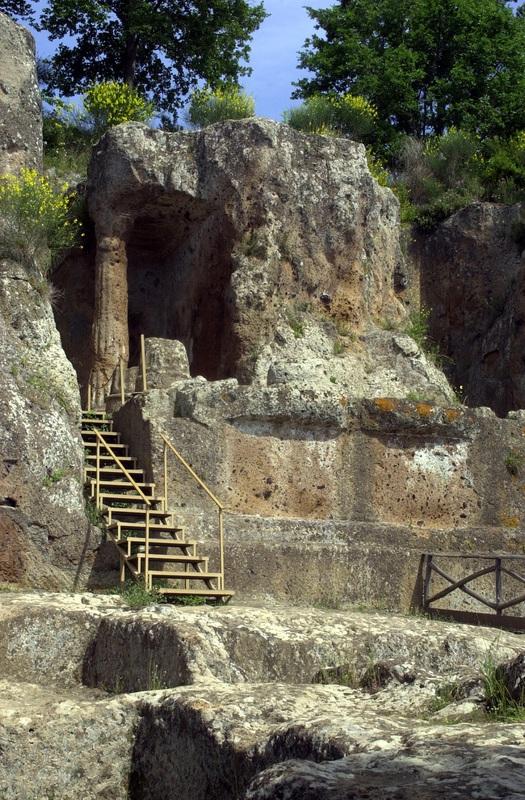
[
  {"left": 411, "top": 202, "right": 525, "bottom": 415},
  {"left": 0, "top": 12, "right": 42, "bottom": 174},
  {"left": 78, "top": 118, "right": 454, "bottom": 405}
]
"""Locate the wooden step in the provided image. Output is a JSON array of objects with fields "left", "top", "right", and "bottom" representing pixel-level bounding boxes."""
[
  {"left": 81, "top": 421, "right": 113, "bottom": 431},
  {"left": 85, "top": 467, "right": 144, "bottom": 477},
  {"left": 99, "top": 493, "right": 156, "bottom": 505},
  {"left": 128, "top": 555, "right": 207, "bottom": 565},
  {"left": 149, "top": 571, "right": 220, "bottom": 580},
  {"left": 145, "top": 567, "right": 210, "bottom": 576},
  {"left": 81, "top": 410, "right": 108, "bottom": 418},
  {"left": 82, "top": 429, "right": 120, "bottom": 439},
  {"left": 157, "top": 588, "right": 235, "bottom": 598},
  {"left": 116, "top": 538, "right": 194, "bottom": 549},
  {"left": 105, "top": 507, "right": 172, "bottom": 521},
  {"left": 85, "top": 454, "right": 136, "bottom": 465},
  {"left": 91, "top": 480, "right": 155, "bottom": 492},
  {"left": 108, "top": 522, "right": 182, "bottom": 532},
  {"left": 84, "top": 441, "right": 127, "bottom": 451}
]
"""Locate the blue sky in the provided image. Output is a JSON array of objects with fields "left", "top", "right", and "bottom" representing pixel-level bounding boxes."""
[{"left": 29, "top": 0, "right": 334, "bottom": 122}]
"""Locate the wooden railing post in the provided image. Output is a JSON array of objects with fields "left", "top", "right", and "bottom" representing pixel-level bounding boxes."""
[
  {"left": 495, "top": 557, "right": 502, "bottom": 616},
  {"left": 140, "top": 334, "right": 148, "bottom": 393},
  {"left": 119, "top": 355, "right": 125, "bottom": 406},
  {"left": 95, "top": 437, "right": 101, "bottom": 510},
  {"left": 87, "top": 384, "right": 92, "bottom": 413},
  {"left": 219, "top": 507, "right": 225, "bottom": 590},
  {"left": 163, "top": 440, "right": 168, "bottom": 512},
  {"left": 161, "top": 433, "right": 227, "bottom": 592},
  {"left": 423, "top": 553, "right": 433, "bottom": 609},
  {"left": 145, "top": 506, "right": 150, "bottom": 590}
]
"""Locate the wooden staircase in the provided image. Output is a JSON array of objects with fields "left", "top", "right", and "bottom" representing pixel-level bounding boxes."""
[{"left": 82, "top": 410, "right": 234, "bottom": 602}]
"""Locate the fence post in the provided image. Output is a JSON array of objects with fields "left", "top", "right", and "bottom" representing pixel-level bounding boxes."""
[
  {"left": 87, "top": 383, "right": 92, "bottom": 412},
  {"left": 423, "top": 554, "right": 433, "bottom": 609},
  {"left": 163, "top": 440, "right": 168, "bottom": 512},
  {"left": 219, "top": 507, "right": 225, "bottom": 591},
  {"left": 495, "top": 557, "right": 502, "bottom": 616},
  {"left": 140, "top": 334, "right": 148, "bottom": 393}
]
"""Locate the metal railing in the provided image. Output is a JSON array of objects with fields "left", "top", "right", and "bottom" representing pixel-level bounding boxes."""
[
  {"left": 161, "top": 433, "right": 225, "bottom": 590},
  {"left": 423, "top": 552, "right": 525, "bottom": 617}
]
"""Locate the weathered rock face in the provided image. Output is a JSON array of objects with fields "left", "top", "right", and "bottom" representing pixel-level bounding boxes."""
[
  {"left": 74, "top": 119, "right": 456, "bottom": 406},
  {"left": 0, "top": 260, "right": 102, "bottom": 588},
  {"left": 2, "top": 592, "right": 525, "bottom": 800},
  {"left": 0, "top": 12, "right": 42, "bottom": 174},
  {"left": 412, "top": 202, "right": 525, "bottom": 415}
]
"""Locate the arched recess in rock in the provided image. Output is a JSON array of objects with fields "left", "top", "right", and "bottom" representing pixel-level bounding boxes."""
[{"left": 89, "top": 189, "right": 240, "bottom": 403}]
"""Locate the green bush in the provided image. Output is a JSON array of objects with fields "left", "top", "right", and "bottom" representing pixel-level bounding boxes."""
[
  {"left": 0, "top": 168, "right": 82, "bottom": 273},
  {"left": 43, "top": 95, "right": 92, "bottom": 176},
  {"left": 283, "top": 93, "right": 378, "bottom": 142},
  {"left": 84, "top": 81, "right": 155, "bottom": 135},
  {"left": 479, "top": 133, "right": 525, "bottom": 204},
  {"left": 395, "top": 128, "right": 525, "bottom": 229},
  {"left": 187, "top": 85, "right": 255, "bottom": 128}
]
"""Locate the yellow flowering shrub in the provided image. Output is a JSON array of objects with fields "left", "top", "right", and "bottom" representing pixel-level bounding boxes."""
[
  {"left": 187, "top": 85, "right": 255, "bottom": 128},
  {"left": 284, "top": 93, "right": 379, "bottom": 141},
  {"left": 0, "top": 168, "right": 81, "bottom": 273},
  {"left": 84, "top": 82, "right": 155, "bottom": 134}
]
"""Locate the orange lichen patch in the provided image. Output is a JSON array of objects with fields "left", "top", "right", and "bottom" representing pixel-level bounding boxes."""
[
  {"left": 339, "top": 396, "right": 349, "bottom": 407},
  {"left": 445, "top": 408, "right": 461, "bottom": 423},
  {"left": 374, "top": 398, "right": 396, "bottom": 413},
  {"left": 415, "top": 402, "right": 433, "bottom": 418},
  {"left": 500, "top": 514, "right": 520, "bottom": 529}
]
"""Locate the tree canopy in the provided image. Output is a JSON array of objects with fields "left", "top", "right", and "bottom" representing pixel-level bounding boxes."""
[
  {"left": 0, "top": 1, "right": 32, "bottom": 17},
  {"left": 37, "top": 0, "right": 267, "bottom": 121},
  {"left": 295, "top": 0, "right": 525, "bottom": 139}
]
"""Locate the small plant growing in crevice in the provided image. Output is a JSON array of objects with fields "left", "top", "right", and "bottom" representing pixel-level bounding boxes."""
[
  {"left": 482, "top": 654, "right": 525, "bottom": 722},
  {"left": 110, "top": 580, "right": 166, "bottom": 609},
  {"left": 286, "top": 310, "right": 305, "bottom": 338},
  {"left": 505, "top": 449, "right": 525, "bottom": 476},
  {"left": 333, "top": 339, "right": 345, "bottom": 355},
  {"left": 427, "top": 681, "right": 460, "bottom": 713},
  {"left": 84, "top": 498, "right": 106, "bottom": 528},
  {"left": 43, "top": 467, "right": 68, "bottom": 488}
]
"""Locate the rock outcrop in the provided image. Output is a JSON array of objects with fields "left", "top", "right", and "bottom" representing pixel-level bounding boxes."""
[
  {"left": 0, "top": 12, "right": 42, "bottom": 174},
  {"left": 75, "top": 119, "right": 455, "bottom": 405},
  {"left": 412, "top": 202, "right": 525, "bottom": 415},
  {"left": 1, "top": 592, "right": 525, "bottom": 800},
  {"left": 0, "top": 261, "right": 102, "bottom": 588}
]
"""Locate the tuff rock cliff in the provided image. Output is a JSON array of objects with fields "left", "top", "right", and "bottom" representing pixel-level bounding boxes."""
[{"left": 0, "top": 12, "right": 99, "bottom": 589}]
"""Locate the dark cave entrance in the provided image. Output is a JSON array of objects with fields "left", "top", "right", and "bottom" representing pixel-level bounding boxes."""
[{"left": 125, "top": 193, "right": 238, "bottom": 381}]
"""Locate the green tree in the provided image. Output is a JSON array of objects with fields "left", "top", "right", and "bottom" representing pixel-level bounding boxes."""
[
  {"left": 37, "top": 0, "right": 267, "bottom": 121},
  {"left": 0, "top": 1, "right": 32, "bottom": 17},
  {"left": 295, "top": 0, "right": 525, "bottom": 139}
]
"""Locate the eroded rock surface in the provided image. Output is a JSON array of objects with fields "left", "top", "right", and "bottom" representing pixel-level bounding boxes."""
[
  {"left": 412, "top": 202, "right": 525, "bottom": 415},
  {"left": 0, "top": 262, "right": 99, "bottom": 588},
  {"left": 74, "top": 118, "right": 457, "bottom": 405},
  {"left": 1, "top": 593, "right": 525, "bottom": 800},
  {"left": 0, "top": 12, "right": 42, "bottom": 174}
]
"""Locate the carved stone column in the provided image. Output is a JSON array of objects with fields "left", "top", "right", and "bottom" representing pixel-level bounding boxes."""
[{"left": 90, "top": 226, "right": 129, "bottom": 406}]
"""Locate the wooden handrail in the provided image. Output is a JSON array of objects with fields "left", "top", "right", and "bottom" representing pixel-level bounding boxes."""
[
  {"left": 161, "top": 432, "right": 225, "bottom": 589},
  {"left": 94, "top": 429, "right": 151, "bottom": 506},
  {"left": 160, "top": 434, "right": 224, "bottom": 509}
]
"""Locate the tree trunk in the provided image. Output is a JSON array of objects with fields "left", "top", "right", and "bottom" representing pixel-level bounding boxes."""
[{"left": 123, "top": 33, "right": 139, "bottom": 87}]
